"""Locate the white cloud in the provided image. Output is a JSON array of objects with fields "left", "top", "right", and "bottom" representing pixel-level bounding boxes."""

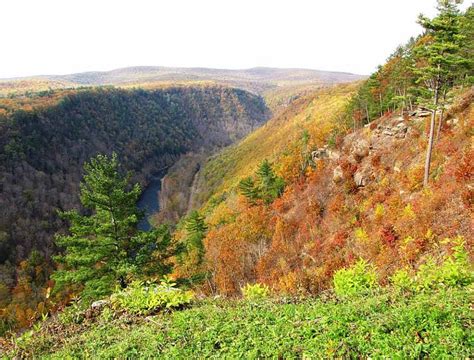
[{"left": 0, "top": 0, "right": 470, "bottom": 78}]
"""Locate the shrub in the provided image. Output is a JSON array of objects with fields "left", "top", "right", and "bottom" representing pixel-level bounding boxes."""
[
  {"left": 241, "top": 283, "right": 270, "bottom": 300},
  {"left": 354, "top": 228, "right": 369, "bottom": 243},
  {"left": 111, "top": 278, "right": 193, "bottom": 315},
  {"left": 394, "top": 237, "right": 472, "bottom": 292},
  {"left": 374, "top": 203, "right": 385, "bottom": 219},
  {"left": 415, "top": 237, "right": 473, "bottom": 290},
  {"left": 390, "top": 269, "right": 413, "bottom": 291},
  {"left": 333, "top": 259, "right": 377, "bottom": 297}
]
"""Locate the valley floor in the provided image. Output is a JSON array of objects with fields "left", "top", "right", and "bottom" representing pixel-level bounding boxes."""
[{"left": 7, "top": 285, "right": 473, "bottom": 359}]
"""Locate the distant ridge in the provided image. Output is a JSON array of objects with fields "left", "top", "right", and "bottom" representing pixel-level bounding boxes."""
[{"left": 0, "top": 66, "right": 366, "bottom": 95}]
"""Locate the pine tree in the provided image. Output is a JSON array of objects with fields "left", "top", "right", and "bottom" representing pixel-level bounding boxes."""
[
  {"left": 53, "top": 153, "right": 176, "bottom": 300},
  {"left": 239, "top": 176, "right": 258, "bottom": 204},
  {"left": 239, "top": 160, "right": 285, "bottom": 205},
  {"left": 414, "top": 0, "right": 469, "bottom": 186},
  {"left": 184, "top": 211, "right": 207, "bottom": 262},
  {"left": 176, "top": 211, "right": 208, "bottom": 282}
]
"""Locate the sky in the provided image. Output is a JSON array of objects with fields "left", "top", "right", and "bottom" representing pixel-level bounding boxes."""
[{"left": 0, "top": 0, "right": 471, "bottom": 78}]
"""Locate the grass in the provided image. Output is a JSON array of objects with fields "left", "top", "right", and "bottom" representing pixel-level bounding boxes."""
[{"left": 8, "top": 285, "right": 473, "bottom": 359}]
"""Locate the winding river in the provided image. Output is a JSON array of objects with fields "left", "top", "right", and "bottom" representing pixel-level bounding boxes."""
[{"left": 137, "top": 177, "right": 161, "bottom": 231}]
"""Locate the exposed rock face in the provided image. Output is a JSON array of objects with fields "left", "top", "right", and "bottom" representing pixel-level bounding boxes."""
[
  {"left": 330, "top": 114, "right": 419, "bottom": 188},
  {"left": 351, "top": 139, "right": 370, "bottom": 161},
  {"left": 373, "top": 119, "right": 408, "bottom": 139},
  {"left": 333, "top": 165, "right": 344, "bottom": 183},
  {"left": 410, "top": 108, "right": 432, "bottom": 117},
  {"left": 354, "top": 164, "right": 374, "bottom": 187},
  {"left": 312, "top": 146, "right": 340, "bottom": 162},
  {"left": 318, "top": 113, "right": 421, "bottom": 188}
]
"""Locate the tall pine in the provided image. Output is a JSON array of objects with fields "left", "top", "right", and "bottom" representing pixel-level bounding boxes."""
[
  {"left": 414, "top": 0, "right": 469, "bottom": 186},
  {"left": 53, "top": 153, "right": 176, "bottom": 300}
]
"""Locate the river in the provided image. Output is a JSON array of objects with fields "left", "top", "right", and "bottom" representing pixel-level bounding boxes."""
[{"left": 137, "top": 177, "right": 161, "bottom": 231}]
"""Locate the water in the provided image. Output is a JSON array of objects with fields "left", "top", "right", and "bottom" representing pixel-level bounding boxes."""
[{"left": 137, "top": 177, "right": 161, "bottom": 231}]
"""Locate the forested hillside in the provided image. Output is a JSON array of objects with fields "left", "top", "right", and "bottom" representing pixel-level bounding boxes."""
[
  {"left": 1, "top": 2, "right": 473, "bottom": 358},
  {"left": 174, "top": 2, "right": 473, "bottom": 295},
  {"left": 0, "top": 85, "right": 268, "bottom": 328}
]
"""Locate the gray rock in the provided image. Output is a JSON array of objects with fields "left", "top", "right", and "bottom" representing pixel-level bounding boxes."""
[
  {"left": 354, "top": 172, "right": 367, "bottom": 187},
  {"left": 352, "top": 139, "right": 370, "bottom": 160},
  {"left": 333, "top": 166, "right": 344, "bottom": 183},
  {"left": 311, "top": 148, "right": 329, "bottom": 160},
  {"left": 91, "top": 299, "right": 109, "bottom": 310},
  {"left": 353, "top": 165, "right": 374, "bottom": 187}
]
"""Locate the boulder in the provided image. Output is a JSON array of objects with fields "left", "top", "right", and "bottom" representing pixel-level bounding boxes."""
[
  {"left": 91, "top": 299, "right": 109, "bottom": 310},
  {"left": 311, "top": 148, "right": 328, "bottom": 161},
  {"left": 353, "top": 164, "right": 374, "bottom": 187},
  {"left": 333, "top": 166, "right": 344, "bottom": 183},
  {"left": 312, "top": 147, "right": 340, "bottom": 161},
  {"left": 351, "top": 139, "right": 370, "bottom": 161},
  {"left": 410, "top": 108, "right": 432, "bottom": 117}
]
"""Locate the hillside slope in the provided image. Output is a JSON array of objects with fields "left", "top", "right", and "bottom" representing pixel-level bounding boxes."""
[
  {"left": 4, "top": 88, "right": 473, "bottom": 360},
  {"left": 0, "top": 85, "right": 268, "bottom": 293},
  {"left": 176, "top": 86, "right": 473, "bottom": 295},
  {"left": 188, "top": 83, "right": 357, "bottom": 210}
]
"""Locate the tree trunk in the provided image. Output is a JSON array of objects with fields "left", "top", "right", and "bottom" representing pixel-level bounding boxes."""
[
  {"left": 423, "top": 110, "right": 436, "bottom": 187},
  {"left": 423, "top": 81, "right": 440, "bottom": 187},
  {"left": 379, "top": 93, "right": 383, "bottom": 117},
  {"left": 436, "top": 107, "right": 444, "bottom": 142},
  {"left": 436, "top": 89, "right": 447, "bottom": 142}
]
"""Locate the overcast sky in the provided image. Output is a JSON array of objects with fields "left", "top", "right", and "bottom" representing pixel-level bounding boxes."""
[{"left": 0, "top": 0, "right": 471, "bottom": 78}]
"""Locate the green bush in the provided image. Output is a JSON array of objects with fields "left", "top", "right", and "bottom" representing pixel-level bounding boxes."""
[
  {"left": 241, "top": 283, "right": 270, "bottom": 300},
  {"left": 333, "top": 259, "right": 377, "bottom": 297},
  {"left": 391, "top": 269, "right": 413, "bottom": 291},
  {"left": 415, "top": 237, "right": 473, "bottom": 290},
  {"left": 111, "top": 278, "right": 193, "bottom": 315},
  {"left": 390, "top": 237, "right": 473, "bottom": 292}
]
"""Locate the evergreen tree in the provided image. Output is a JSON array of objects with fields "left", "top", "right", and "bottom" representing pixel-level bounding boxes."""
[
  {"left": 184, "top": 211, "right": 207, "bottom": 264},
  {"left": 239, "top": 176, "right": 258, "bottom": 204},
  {"left": 175, "top": 211, "right": 208, "bottom": 282},
  {"left": 239, "top": 160, "right": 285, "bottom": 205},
  {"left": 53, "top": 153, "right": 176, "bottom": 300},
  {"left": 414, "top": 0, "right": 469, "bottom": 186}
]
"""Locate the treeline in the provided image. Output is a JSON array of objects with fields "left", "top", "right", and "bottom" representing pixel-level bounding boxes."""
[
  {"left": 0, "top": 85, "right": 269, "bottom": 329},
  {"left": 345, "top": 3, "right": 473, "bottom": 128}
]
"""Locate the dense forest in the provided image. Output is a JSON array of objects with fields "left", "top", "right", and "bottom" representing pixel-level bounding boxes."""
[{"left": 0, "top": 85, "right": 268, "bottom": 328}]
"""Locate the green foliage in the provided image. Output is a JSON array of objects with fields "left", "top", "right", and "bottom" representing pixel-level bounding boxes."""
[
  {"left": 57, "top": 301, "right": 87, "bottom": 326},
  {"left": 177, "top": 210, "right": 208, "bottom": 275},
  {"left": 239, "top": 159, "right": 285, "bottom": 205},
  {"left": 111, "top": 278, "right": 194, "bottom": 315},
  {"left": 333, "top": 259, "right": 378, "bottom": 297},
  {"left": 238, "top": 176, "right": 258, "bottom": 204},
  {"left": 391, "top": 269, "right": 414, "bottom": 291},
  {"left": 185, "top": 210, "right": 208, "bottom": 235},
  {"left": 241, "top": 283, "right": 270, "bottom": 300},
  {"left": 415, "top": 237, "right": 473, "bottom": 290},
  {"left": 12, "top": 285, "right": 473, "bottom": 358},
  {"left": 345, "top": 3, "right": 473, "bottom": 126},
  {"left": 414, "top": 1, "right": 471, "bottom": 106},
  {"left": 53, "top": 153, "right": 177, "bottom": 301}
]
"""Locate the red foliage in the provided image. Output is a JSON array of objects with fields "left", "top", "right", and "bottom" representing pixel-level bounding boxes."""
[{"left": 380, "top": 225, "right": 399, "bottom": 248}]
